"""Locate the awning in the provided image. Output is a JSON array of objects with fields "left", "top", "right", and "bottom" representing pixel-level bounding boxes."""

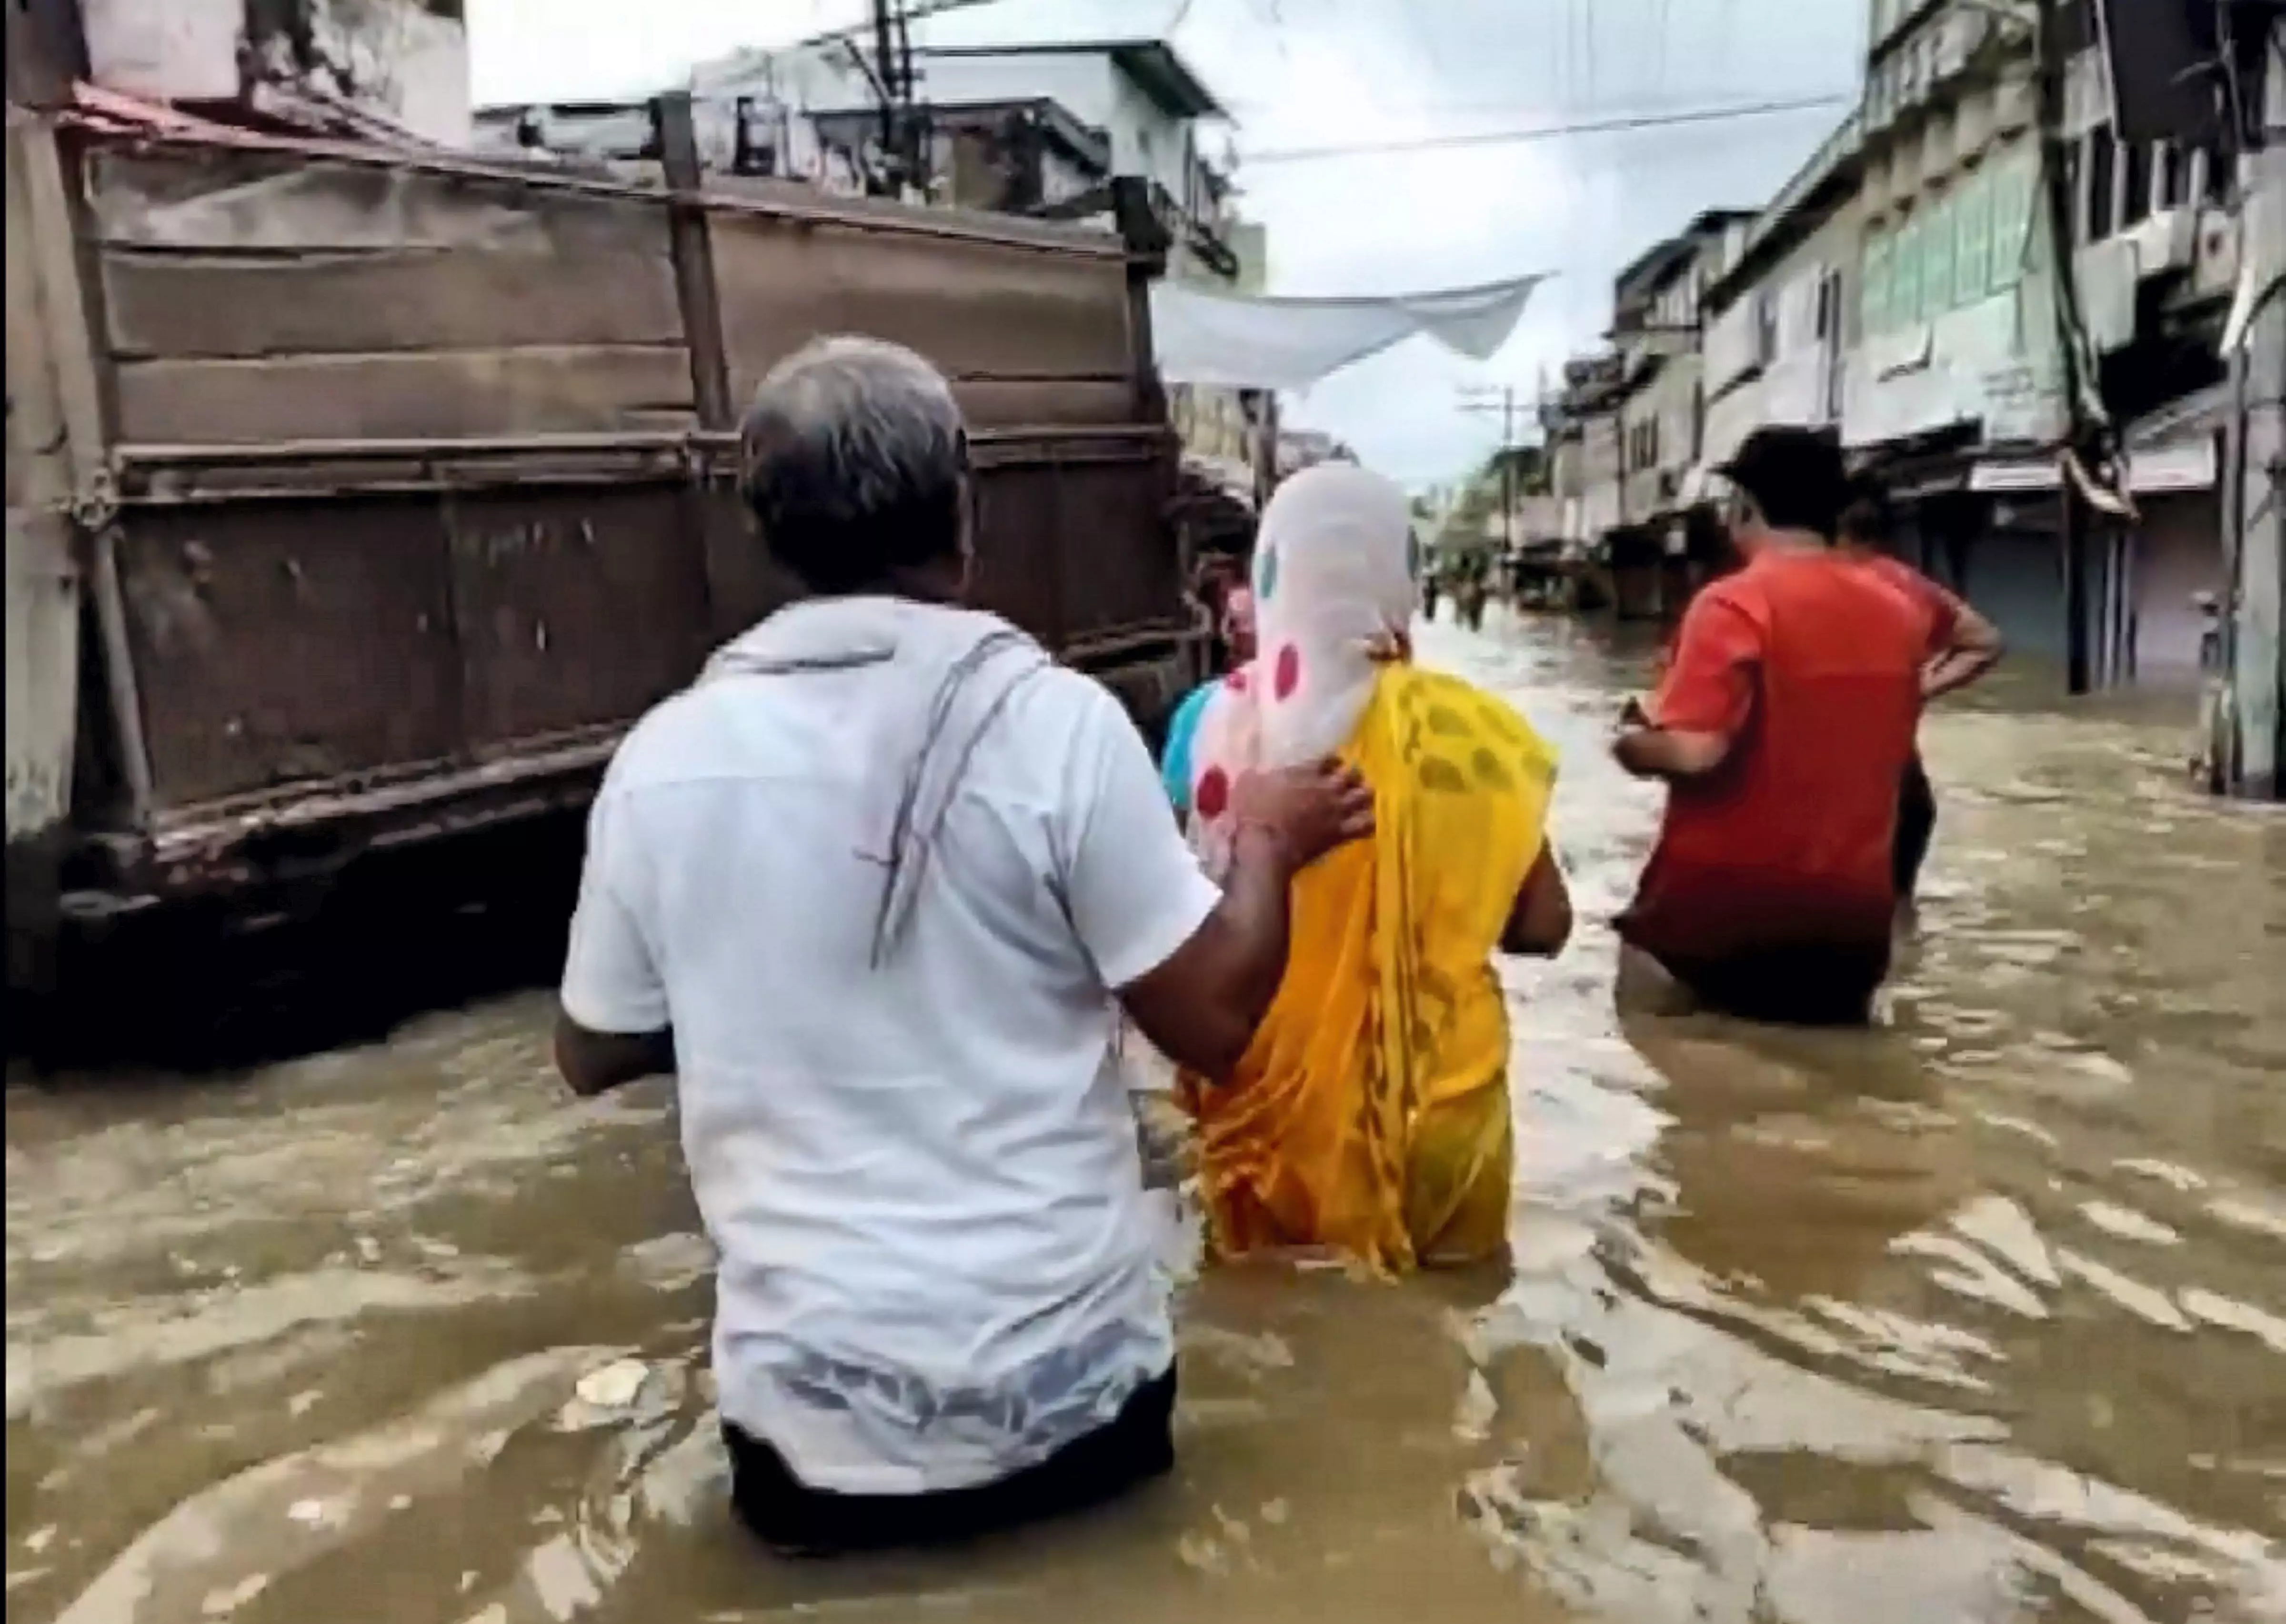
[
  {"left": 1969, "top": 457, "right": 2060, "bottom": 494},
  {"left": 1150, "top": 271, "right": 1549, "bottom": 392},
  {"left": 2125, "top": 438, "right": 2217, "bottom": 494},
  {"left": 1968, "top": 443, "right": 2215, "bottom": 500}
]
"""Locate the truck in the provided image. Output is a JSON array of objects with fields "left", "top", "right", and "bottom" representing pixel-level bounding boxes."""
[{"left": 4, "top": 86, "right": 1204, "bottom": 1024}]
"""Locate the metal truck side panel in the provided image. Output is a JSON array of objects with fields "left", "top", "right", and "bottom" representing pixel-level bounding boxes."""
[
  {"left": 7, "top": 117, "right": 90, "bottom": 996},
  {"left": 39, "top": 120, "right": 1187, "bottom": 910}
]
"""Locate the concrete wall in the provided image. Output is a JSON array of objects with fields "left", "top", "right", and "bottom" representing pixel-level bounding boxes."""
[
  {"left": 1580, "top": 415, "right": 1623, "bottom": 540},
  {"left": 1701, "top": 176, "right": 1864, "bottom": 467},
  {"left": 82, "top": 0, "right": 473, "bottom": 145}
]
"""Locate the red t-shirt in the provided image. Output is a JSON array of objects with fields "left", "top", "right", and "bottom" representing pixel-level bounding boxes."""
[
  {"left": 1618, "top": 548, "right": 1933, "bottom": 1022},
  {"left": 1853, "top": 551, "right": 1963, "bottom": 656}
]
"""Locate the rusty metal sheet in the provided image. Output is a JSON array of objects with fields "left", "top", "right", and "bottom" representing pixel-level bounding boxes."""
[
  {"left": 114, "top": 498, "right": 461, "bottom": 810},
  {"left": 1043, "top": 453, "right": 1183, "bottom": 645},
  {"left": 709, "top": 211, "right": 1134, "bottom": 405},
  {"left": 444, "top": 483, "right": 712, "bottom": 753},
  {"left": 965, "top": 462, "right": 1069, "bottom": 648},
  {"left": 692, "top": 486, "right": 797, "bottom": 642}
]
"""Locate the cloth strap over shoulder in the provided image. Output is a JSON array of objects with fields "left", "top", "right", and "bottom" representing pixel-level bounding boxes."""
[{"left": 703, "top": 596, "right": 1051, "bottom": 966}]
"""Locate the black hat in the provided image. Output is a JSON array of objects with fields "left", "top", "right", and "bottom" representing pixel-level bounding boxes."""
[{"left": 1714, "top": 425, "right": 1847, "bottom": 536}]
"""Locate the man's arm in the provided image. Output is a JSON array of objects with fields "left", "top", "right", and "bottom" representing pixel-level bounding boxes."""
[
  {"left": 555, "top": 793, "right": 674, "bottom": 1097},
  {"left": 1120, "top": 822, "right": 1309, "bottom": 1077},
  {"left": 1614, "top": 589, "right": 1761, "bottom": 783},
  {"left": 1055, "top": 685, "right": 1371, "bottom": 1081},
  {"left": 1614, "top": 726, "right": 1733, "bottom": 781},
  {"left": 1921, "top": 595, "right": 2003, "bottom": 700},
  {"left": 555, "top": 1019, "right": 674, "bottom": 1097}
]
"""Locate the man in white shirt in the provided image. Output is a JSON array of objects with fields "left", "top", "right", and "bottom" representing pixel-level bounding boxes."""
[{"left": 555, "top": 335, "right": 1370, "bottom": 1556}]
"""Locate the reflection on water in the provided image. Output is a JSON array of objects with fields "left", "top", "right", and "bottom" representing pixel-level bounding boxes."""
[{"left": 8, "top": 612, "right": 2283, "bottom": 1624}]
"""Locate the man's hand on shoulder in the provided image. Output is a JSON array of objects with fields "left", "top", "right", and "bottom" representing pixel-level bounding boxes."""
[{"left": 1228, "top": 757, "right": 1376, "bottom": 872}]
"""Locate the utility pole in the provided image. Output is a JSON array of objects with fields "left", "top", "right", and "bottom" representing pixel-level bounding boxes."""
[
  {"left": 2220, "top": 8, "right": 2286, "bottom": 798},
  {"left": 1459, "top": 384, "right": 1524, "bottom": 554},
  {"left": 869, "top": 0, "right": 913, "bottom": 197}
]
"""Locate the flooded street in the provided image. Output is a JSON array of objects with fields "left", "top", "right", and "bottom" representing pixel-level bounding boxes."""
[{"left": 8, "top": 612, "right": 2283, "bottom": 1624}]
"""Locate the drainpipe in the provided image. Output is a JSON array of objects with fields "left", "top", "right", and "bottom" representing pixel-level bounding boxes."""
[
  {"left": 2033, "top": 0, "right": 2119, "bottom": 696},
  {"left": 2220, "top": 11, "right": 2286, "bottom": 799}
]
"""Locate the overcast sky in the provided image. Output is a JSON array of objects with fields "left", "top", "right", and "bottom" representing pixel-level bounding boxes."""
[{"left": 469, "top": 0, "right": 1869, "bottom": 488}]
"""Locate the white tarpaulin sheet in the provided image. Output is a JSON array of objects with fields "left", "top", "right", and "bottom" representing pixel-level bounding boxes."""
[{"left": 1150, "top": 272, "right": 1549, "bottom": 391}]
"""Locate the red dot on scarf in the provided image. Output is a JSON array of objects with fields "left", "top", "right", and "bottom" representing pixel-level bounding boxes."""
[
  {"left": 1226, "top": 668, "right": 1248, "bottom": 692},
  {"left": 1273, "top": 643, "right": 1301, "bottom": 700},
  {"left": 1194, "top": 766, "right": 1231, "bottom": 819}
]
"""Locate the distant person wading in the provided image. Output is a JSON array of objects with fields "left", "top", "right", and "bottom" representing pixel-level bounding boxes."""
[
  {"left": 1836, "top": 478, "right": 2004, "bottom": 904},
  {"left": 1612, "top": 427, "right": 1932, "bottom": 1026}
]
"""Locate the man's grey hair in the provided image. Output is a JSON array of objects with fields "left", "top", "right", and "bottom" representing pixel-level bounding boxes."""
[{"left": 737, "top": 336, "right": 972, "bottom": 593}]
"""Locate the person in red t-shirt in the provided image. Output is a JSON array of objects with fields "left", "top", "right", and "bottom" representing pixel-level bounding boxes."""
[
  {"left": 1612, "top": 427, "right": 1930, "bottom": 1026},
  {"left": 1837, "top": 481, "right": 2004, "bottom": 902}
]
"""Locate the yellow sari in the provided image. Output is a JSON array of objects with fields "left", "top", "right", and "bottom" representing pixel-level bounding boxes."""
[{"left": 1178, "top": 664, "right": 1557, "bottom": 1272}]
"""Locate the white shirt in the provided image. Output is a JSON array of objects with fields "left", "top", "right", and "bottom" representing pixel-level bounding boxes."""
[{"left": 560, "top": 608, "right": 1221, "bottom": 1494}]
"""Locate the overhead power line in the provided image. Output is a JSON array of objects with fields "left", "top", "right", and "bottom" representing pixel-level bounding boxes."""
[{"left": 1239, "top": 93, "right": 1853, "bottom": 165}]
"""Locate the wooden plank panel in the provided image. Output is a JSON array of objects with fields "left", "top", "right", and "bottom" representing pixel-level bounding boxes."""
[
  {"left": 114, "top": 347, "right": 696, "bottom": 445},
  {"left": 710, "top": 212, "right": 1133, "bottom": 400},
  {"left": 101, "top": 244, "right": 685, "bottom": 359},
  {"left": 954, "top": 378, "right": 1137, "bottom": 428},
  {"left": 85, "top": 146, "right": 669, "bottom": 256}
]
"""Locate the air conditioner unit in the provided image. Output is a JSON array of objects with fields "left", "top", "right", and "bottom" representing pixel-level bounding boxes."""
[
  {"left": 2128, "top": 205, "right": 2200, "bottom": 280},
  {"left": 2189, "top": 206, "right": 2242, "bottom": 303}
]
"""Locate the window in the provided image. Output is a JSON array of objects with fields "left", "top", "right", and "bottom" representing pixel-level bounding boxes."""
[
  {"left": 1894, "top": 211, "right": 1924, "bottom": 327},
  {"left": 1862, "top": 229, "right": 1893, "bottom": 335},
  {"left": 2157, "top": 143, "right": 2187, "bottom": 211},
  {"left": 2200, "top": 142, "right": 2233, "bottom": 206},
  {"left": 2085, "top": 123, "right": 2118, "bottom": 242},
  {"left": 1991, "top": 147, "right": 2036, "bottom": 290},
  {"left": 2122, "top": 140, "right": 2152, "bottom": 229},
  {"left": 1922, "top": 192, "right": 1957, "bottom": 320},
  {"left": 1754, "top": 287, "right": 1778, "bottom": 364},
  {"left": 1955, "top": 167, "right": 1993, "bottom": 303},
  {"left": 1813, "top": 267, "right": 1840, "bottom": 343}
]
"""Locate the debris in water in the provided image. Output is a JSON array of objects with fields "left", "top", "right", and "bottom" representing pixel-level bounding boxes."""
[
  {"left": 200, "top": 1574, "right": 270, "bottom": 1616},
  {"left": 574, "top": 1358, "right": 650, "bottom": 1410}
]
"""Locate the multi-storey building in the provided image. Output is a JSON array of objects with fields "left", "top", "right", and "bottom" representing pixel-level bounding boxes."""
[{"left": 1690, "top": 0, "right": 2241, "bottom": 685}]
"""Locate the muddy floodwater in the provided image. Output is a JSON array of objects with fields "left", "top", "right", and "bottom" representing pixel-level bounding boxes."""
[{"left": 9, "top": 614, "right": 2285, "bottom": 1624}]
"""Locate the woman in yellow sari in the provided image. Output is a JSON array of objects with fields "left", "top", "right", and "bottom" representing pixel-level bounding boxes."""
[{"left": 1179, "top": 465, "right": 1572, "bottom": 1272}]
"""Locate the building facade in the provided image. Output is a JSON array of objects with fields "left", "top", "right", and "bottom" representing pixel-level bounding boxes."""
[{"left": 1585, "top": 0, "right": 2246, "bottom": 687}]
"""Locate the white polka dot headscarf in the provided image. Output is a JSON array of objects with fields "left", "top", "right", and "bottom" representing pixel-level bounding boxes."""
[{"left": 1187, "top": 463, "right": 1421, "bottom": 864}]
